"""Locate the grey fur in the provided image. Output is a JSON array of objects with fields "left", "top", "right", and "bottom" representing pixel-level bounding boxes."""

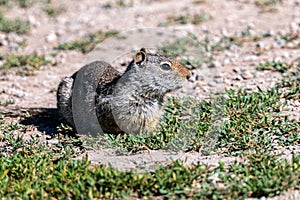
[{"left": 57, "top": 49, "right": 190, "bottom": 134}]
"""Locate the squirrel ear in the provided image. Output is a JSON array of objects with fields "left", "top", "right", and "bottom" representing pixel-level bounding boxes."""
[{"left": 134, "top": 48, "right": 147, "bottom": 66}]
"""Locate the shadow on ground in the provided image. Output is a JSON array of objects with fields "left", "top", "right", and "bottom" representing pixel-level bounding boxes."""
[{"left": 1, "top": 107, "right": 62, "bottom": 135}]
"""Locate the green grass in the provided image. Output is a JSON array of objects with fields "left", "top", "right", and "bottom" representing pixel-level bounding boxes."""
[
  {"left": 42, "top": 3, "right": 66, "bottom": 17},
  {"left": 103, "top": 0, "right": 134, "bottom": 8},
  {"left": 255, "top": 0, "right": 283, "bottom": 6},
  {"left": 256, "top": 60, "right": 299, "bottom": 73},
  {"left": 57, "top": 30, "right": 119, "bottom": 53},
  {"left": 0, "top": 0, "right": 66, "bottom": 16},
  {"left": 0, "top": 53, "right": 51, "bottom": 75},
  {"left": 254, "top": 0, "right": 283, "bottom": 12},
  {"left": 0, "top": 14, "right": 31, "bottom": 34},
  {"left": 0, "top": 99, "right": 14, "bottom": 106},
  {"left": 0, "top": 120, "right": 299, "bottom": 199},
  {"left": 159, "top": 13, "right": 211, "bottom": 26},
  {"left": 0, "top": 0, "right": 35, "bottom": 8}
]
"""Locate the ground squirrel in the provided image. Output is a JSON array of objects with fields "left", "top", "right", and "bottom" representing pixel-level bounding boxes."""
[{"left": 57, "top": 48, "right": 191, "bottom": 135}]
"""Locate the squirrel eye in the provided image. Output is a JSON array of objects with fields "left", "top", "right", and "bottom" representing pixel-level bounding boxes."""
[{"left": 160, "top": 62, "right": 171, "bottom": 71}]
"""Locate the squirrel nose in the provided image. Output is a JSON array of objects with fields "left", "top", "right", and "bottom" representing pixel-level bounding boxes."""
[
  {"left": 186, "top": 74, "right": 191, "bottom": 79},
  {"left": 186, "top": 71, "right": 194, "bottom": 79}
]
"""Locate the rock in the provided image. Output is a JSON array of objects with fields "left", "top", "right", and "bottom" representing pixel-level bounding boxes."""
[
  {"left": 55, "top": 52, "right": 67, "bottom": 64},
  {"left": 45, "top": 55, "right": 57, "bottom": 65},
  {"left": 282, "top": 52, "right": 289, "bottom": 58},
  {"left": 248, "top": 29, "right": 256, "bottom": 36},
  {"left": 290, "top": 22, "right": 299, "bottom": 34},
  {"left": 274, "top": 56, "right": 282, "bottom": 62},
  {"left": 7, "top": 33, "right": 23, "bottom": 44},
  {"left": 247, "top": 22, "right": 255, "bottom": 29},
  {"left": 208, "top": 61, "right": 221, "bottom": 68},
  {"left": 9, "top": 43, "right": 19, "bottom": 51},
  {"left": 28, "top": 15, "right": 40, "bottom": 27},
  {"left": 221, "top": 28, "right": 229, "bottom": 37},
  {"left": 0, "top": 33, "right": 8, "bottom": 46},
  {"left": 213, "top": 74, "right": 222, "bottom": 79},
  {"left": 257, "top": 41, "right": 272, "bottom": 50},
  {"left": 207, "top": 80, "right": 217, "bottom": 87},
  {"left": 262, "top": 30, "right": 274, "bottom": 37},
  {"left": 0, "top": 60, "right": 4, "bottom": 67},
  {"left": 46, "top": 32, "right": 57, "bottom": 43},
  {"left": 277, "top": 38, "right": 286, "bottom": 47},
  {"left": 223, "top": 58, "right": 231, "bottom": 65},
  {"left": 233, "top": 67, "right": 241, "bottom": 73},
  {"left": 234, "top": 75, "right": 243, "bottom": 81},
  {"left": 241, "top": 70, "right": 253, "bottom": 80},
  {"left": 242, "top": 55, "right": 257, "bottom": 61}
]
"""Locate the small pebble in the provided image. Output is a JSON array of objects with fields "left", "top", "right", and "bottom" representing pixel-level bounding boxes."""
[
  {"left": 241, "top": 70, "right": 253, "bottom": 80},
  {"left": 274, "top": 56, "right": 282, "bottom": 62},
  {"left": 208, "top": 61, "right": 221, "bottom": 68},
  {"left": 28, "top": 15, "right": 40, "bottom": 27},
  {"left": 290, "top": 22, "right": 299, "bottom": 34},
  {"left": 233, "top": 67, "right": 241, "bottom": 73},
  {"left": 46, "top": 32, "right": 57, "bottom": 43},
  {"left": 262, "top": 30, "right": 274, "bottom": 37},
  {"left": 223, "top": 58, "right": 231, "bottom": 65},
  {"left": 277, "top": 38, "right": 286, "bottom": 46},
  {"left": 257, "top": 41, "right": 268, "bottom": 48},
  {"left": 234, "top": 75, "right": 243, "bottom": 81},
  {"left": 207, "top": 80, "right": 217, "bottom": 87},
  {"left": 242, "top": 55, "right": 257, "bottom": 61}
]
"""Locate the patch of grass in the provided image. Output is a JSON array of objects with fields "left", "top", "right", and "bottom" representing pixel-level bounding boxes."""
[
  {"left": 0, "top": 121, "right": 300, "bottom": 199},
  {"left": 57, "top": 30, "right": 119, "bottom": 53},
  {"left": 254, "top": 0, "right": 283, "bottom": 12},
  {"left": 42, "top": 3, "right": 66, "bottom": 17},
  {"left": 103, "top": 0, "right": 134, "bottom": 8},
  {"left": 219, "top": 152, "right": 300, "bottom": 198},
  {"left": 0, "top": 0, "right": 49, "bottom": 8},
  {"left": 0, "top": 0, "right": 9, "bottom": 6},
  {"left": 14, "top": 0, "right": 36, "bottom": 8},
  {"left": 0, "top": 99, "right": 15, "bottom": 106},
  {"left": 256, "top": 61, "right": 291, "bottom": 73},
  {"left": 193, "top": 0, "right": 206, "bottom": 4},
  {"left": 277, "top": 78, "right": 300, "bottom": 100},
  {"left": 0, "top": 53, "right": 51, "bottom": 75},
  {"left": 279, "top": 33, "right": 300, "bottom": 49},
  {"left": 218, "top": 88, "right": 299, "bottom": 154},
  {"left": 160, "top": 13, "right": 211, "bottom": 26},
  {"left": 0, "top": 14, "right": 31, "bottom": 34},
  {"left": 255, "top": 0, "right": 282, "bottom": 6}
]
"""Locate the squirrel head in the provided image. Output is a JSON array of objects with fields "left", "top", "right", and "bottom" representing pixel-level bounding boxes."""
[
  {"left": 132, "top": 48, "right": 191, "bottom": 80},
  {"left": 115, "top": 48, "right": 191, "bottom": 99}
]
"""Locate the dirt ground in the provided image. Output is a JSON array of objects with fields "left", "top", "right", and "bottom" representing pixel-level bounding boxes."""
[{"left": 0, "top": 0, "right": 300, "bottom": 199}]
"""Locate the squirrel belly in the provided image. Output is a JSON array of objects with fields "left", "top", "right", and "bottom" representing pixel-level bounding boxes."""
[{"left": 111, "top": 70, "right": 167, "bottom": 134}]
